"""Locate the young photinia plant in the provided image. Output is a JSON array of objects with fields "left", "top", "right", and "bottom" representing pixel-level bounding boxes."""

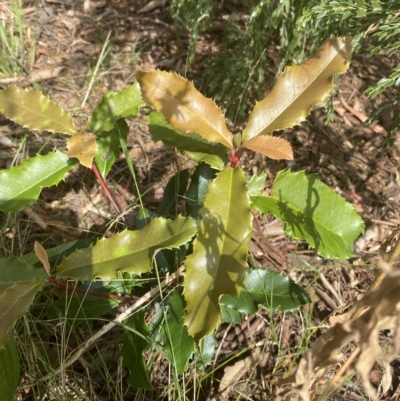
[{"left": 0, "top": 36, "right": 363, "bottom": 394}]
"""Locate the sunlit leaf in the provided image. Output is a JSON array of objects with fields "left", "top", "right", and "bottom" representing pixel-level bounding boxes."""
[
  {"left": 136, "top": 70, "right": 234, "bottom": 148},
  {"left": 67, "top": 131, "right": 98, "bottom": 168},
  {"left": 184, "top": 167, "right": 253, "bottom": 341},
  {"left": 242, "top": 37, "right": 352, "bottom": 142},
  {"left": 242, "top": 135, "right": 293, "bottom": 160},
  {"left": 122, "top": 312, "right": 152, "bottom": 389},
  {"left": 0, "top": 334, "right": 19, "bottom": 401},
  {"left": 0, "top": 86, "right": 76, "bottom": 135},
  {"left": 0, "top": 151, "right": 76, "bottom": 212},
  {"left": 251, "top": 170, "right": 364, "bottom": 259},
  {"left": 88, "top": 82, "right": 143, "bottom": 134},
  {"left": 220, "top": 269, "right": 311, "bottom": 324},
  {"left": 148, "top": 112, "right": 228, "bottom": 170},
  {"left": 57, "top": 215, "right": 199, "bottom": 281},
  {"left": 94, "top": 119, "right": 129, "bottom": 177},
  {"left": 161, "top": 293, "right": 195, "bottom": 373},
  {"left": 247, "top": 172, "right": 266, "bottom": 195}
]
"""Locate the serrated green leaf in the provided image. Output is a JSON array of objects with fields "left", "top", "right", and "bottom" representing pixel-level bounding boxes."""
[
  {"left": 220, "top": 269, "right": 311, "bottom": 324},
  {"left": 57, "top": 215, "right": 200, "bottom": 281},
  {"left": 136, "top": 70, "right": 233, "bottom": 148},
  {"left": 242, "top": 37, "right": 352, "bottom": 142},
  {"left": 47, "top": 296, "right": 118, "bottom": 325},
  {"left": 88, "top": 82, "right": 143, "bottom": 134},
  {"left": 0, "top": 86, "right": 76, "bottom": 135},
  {"left": 94, "top": 119, "right": 129, "bottom": 177},
  {"left": 247, "top": 172, "right": 267, "bottom": 195},
  {"left": 184, "top": 167, "right": 253, "bottom": 341},
  {"left": 186, "top": 163, "right": 216, "bottom": 218},
  {"left": 148, "top": 112, "right": 228, "bottom": 170},
  {"left": 0, "top": 334, "right": 20, "bottom": 401},
  {"left": 157, "top": 169, "right": 190, "bottom": 216},
  {"left": 122, "top": 312, "right": 152, "bottom": 389},
  {"left": 161, "top": 293, "right": 195, "bottom": 373},
  {"left": 251, "top": 170, "right": 364, "bottom": 259},
  {"left": 0, "top": 151, "right": 76, "bottom": 212}
]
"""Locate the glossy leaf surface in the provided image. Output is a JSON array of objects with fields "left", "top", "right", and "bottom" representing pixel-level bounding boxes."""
[
  {"left": 251, "top": 170, "right": 364, "bottom": 259},
  {"left": 94, "top": 119, "right": 129, "bottom": 177},
  {"left": 184, "top": 167, "right": 253, "bottom": 341},
  {"left": 161, "top": 293, "right": 195, "bottom": 373},
  {"left": 242, "top": 37, "right": 352, "bottom": 142},
  {"left": 220, "top": 269, "right": 311, "bottom": 324},
  {"left": 0, "top": 151, "right": 76, "bottom": 212},
  {"left": 149, "top": 112, "right": 228, "bottom": 170},
  {"left": 57, "top": 216, "right": 199, "bottom": 281},
  {"left": 122, "top": 313, "right": 152, "bottom": 389},
  {"left": 247, "top": 172, "right": 266, "bottom": 195},
  {"left": 136, "top": 70, "right": 233, "bottom": 148},
  {"left": 242, "top": 135, "right": 293, "bottom": 160},
  {"left": 87, "top": 82, "right": 143, "bottom": 134},
  {"left": 67, "top": 131, "right": 98, "bottom": 168},
  {"left": 0, "top": 86, "right": 76, "bottom": 135},
  {"left": 0, "top": 334, "right": 20, "bottom": 401}
]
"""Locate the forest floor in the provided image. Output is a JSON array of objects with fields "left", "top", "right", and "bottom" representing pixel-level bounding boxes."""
[{"left": 1, "top": 0, "right": 400, "bottom": 400}]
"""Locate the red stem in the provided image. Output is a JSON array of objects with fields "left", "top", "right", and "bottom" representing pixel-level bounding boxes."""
[
  {"left": 47, "top": 276, "right": 137, "bottom": 303},
  {"left": 91, "top": 162, "right": 127, "bottom": 225}
]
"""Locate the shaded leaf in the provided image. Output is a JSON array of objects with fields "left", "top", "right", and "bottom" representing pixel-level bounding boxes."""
[
  {"left": 148, "top": 112, "right": 228, "bottom": 170},
  {"left": 251, "top": 170, "right": 364, "bottom": 259},
  {"left": 122, "top": 312, "right": 152, "bottom": 389},
  {"left": 0, "top": 151, "right": 76, "bottom": 212},
  {"left": 220, "top": 269, "right": 311, "bottom": 324},
  {"left": 47, "top": 296, "right": 118, "bottom": 325},
  {"left": 242, "top": 135, "right": 293, "bottom": 160},
  {"left": 0, "top": 86, "right": 76, "bottom": 135},
  {"left": 57, "top": 215, "right": 200, "bottom": 281},
  {"left": 87, "top": 82, "right": 143, "bottom": 134},
  {"left": 157, "top": 169, "right": 190, "bottom": 216},
  {"left": 161, "top": 293, "right": 195, "bottom": 373},
  {"left": 186, "top": 163, "right": 216, "bottom": 218},
  {"left": 0, "top": 334, "right": 20, "bottom": 401},
  {"left": 0, "top": 258, "right": 47, "bottom": 347},
  {"left": 67, "top": 131, "right": 98, "bottom": 168},
  {"left": 242, "top": 37, "right": 352, "bottom": 142},
  {"left": 19, "top": 239, "right": 93, "bottom": 266},
  {"left": 136, "top": 70, "right": 233, "bottom": 148},
  {"left": 184, "top": 167, "right": 253, "bottom": 341},
  {"left": 0, "top": 258, "right": 48, "bottom": 293},
  {"left": 94, "top": 119, "right": 129, "bottom": 177}
]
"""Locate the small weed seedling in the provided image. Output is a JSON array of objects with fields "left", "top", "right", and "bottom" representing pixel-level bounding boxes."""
[{"left": 0, "top": 36, "right": 364, "bottom": 398}]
